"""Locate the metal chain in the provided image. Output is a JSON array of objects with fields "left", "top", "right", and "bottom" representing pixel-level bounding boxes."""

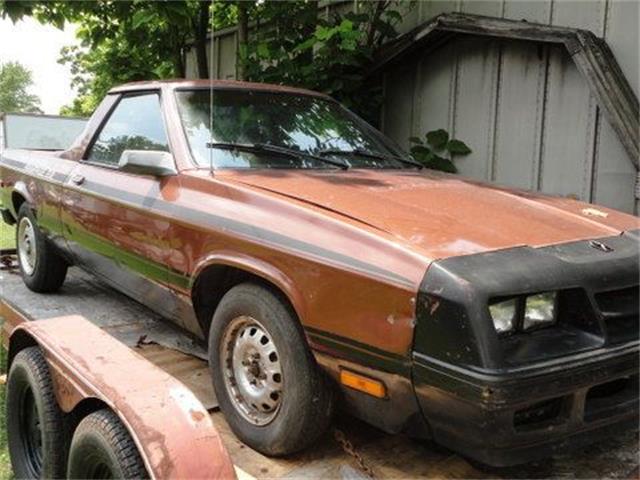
[
  {"left": 0, "top": 252, "right": 17, "bottom": 272},
  {"left": 334, "top": 428, "right": 376, "bottom": 479}
]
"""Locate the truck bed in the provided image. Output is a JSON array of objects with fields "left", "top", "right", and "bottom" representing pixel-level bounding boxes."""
[{"left": 1, "top": 261, "right": 638, "bottom": 479}]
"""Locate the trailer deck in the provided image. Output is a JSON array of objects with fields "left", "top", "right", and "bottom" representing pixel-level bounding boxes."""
[{"left": 1, "top": 262, "right": 638, "bottom": 479}]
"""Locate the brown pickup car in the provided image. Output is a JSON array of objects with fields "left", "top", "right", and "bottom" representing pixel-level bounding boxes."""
[{"left": 1, "top": 79, "right": 638, "bottom": 467}]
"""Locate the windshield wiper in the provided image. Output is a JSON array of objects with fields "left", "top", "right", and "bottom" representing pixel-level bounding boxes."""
[
  {"left": 318, "top": 148, "right": 424, "bottom": 170},
  {"left": 206, "top": 142, "right": 349, "bottom": 170}
]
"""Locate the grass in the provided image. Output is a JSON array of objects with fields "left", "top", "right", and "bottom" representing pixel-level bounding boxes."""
[
  {"left": 0, "top": 198, "right": 14, "bottom": 477},
  {"left": 0, "top": 345, "right": 11, "bottom": 480},
  {"left": 0, "top": 223, "right": 14, "bottom": 250}
]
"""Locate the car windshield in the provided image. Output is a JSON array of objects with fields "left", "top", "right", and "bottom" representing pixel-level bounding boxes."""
[{"left": 175, "top": 89, "right": 412, "bottom": 170}]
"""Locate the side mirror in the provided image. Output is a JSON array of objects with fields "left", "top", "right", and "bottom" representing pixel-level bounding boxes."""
[{"left": 118, "top": 150, "right": 177, "bottom": 177}]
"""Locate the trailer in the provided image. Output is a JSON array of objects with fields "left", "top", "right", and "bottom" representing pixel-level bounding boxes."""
[{"left": 0, "top": 257, "right": 637, "bottom": 479}]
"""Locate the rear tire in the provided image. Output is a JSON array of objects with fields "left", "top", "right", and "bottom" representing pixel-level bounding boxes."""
[
  {"left": 16, "top": 203, "right": 68, "bottom": 293},
  {"left": 67, "top": 409, "right": 148, "bottom": 479},
  {"left": 6, "top": 347, "right": 67, "bottom": 479},
  {"left": 208, "top": 283, "right": 334, "bottom": 456}
]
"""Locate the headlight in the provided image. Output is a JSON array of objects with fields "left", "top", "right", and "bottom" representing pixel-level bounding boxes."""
[
  {"left": 489, "top": 292, "right": 558, "bottom": 334},
  {"left": 489, "top": 298, "right": 518, "bottom": 334},
  {"left": 523, "top": 292, "right": 557, "bottom": 330}
]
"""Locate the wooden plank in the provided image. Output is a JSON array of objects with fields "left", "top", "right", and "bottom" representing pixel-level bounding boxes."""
[
  {"left": 382, "top": 63, "right": 416, "bottom": 150},
  {"left": 460, "top": 0, "right": 502, "bottom": 17},
  {"left": 449, "top": 35, "right": 501, "bottom": 180},
  {"left": 419, "top": 1, "right": 460, "bottom": 23},
  {"left": 602, "top": 0, "right": 639, "bottom": 97},
  {"left": 135, "top": 344, "right": 217, "bottom": 410},
  {"left": 539, "top": 1, "right": 605, "bottom": 200},
  {"left": 501, "top": 0, "right": 550, "bottom": 22},
  {"left": 206, "top": 408, "right": 638, "bottom": 480},
  {"left": 593, "top": 120, "right": 637, "bottom": 213},
  {"left": 491, "top": 40, "right": 548, "bottom": 187},
  {"left": 489, "top": 1, "right": 549, "bottom": 186},
  {"left": 414, "top": 44, "right": 456, "bottom": 142}
]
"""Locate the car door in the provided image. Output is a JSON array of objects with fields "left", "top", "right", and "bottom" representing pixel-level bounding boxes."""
[{"left": 62, "top": 91, "right": 182, "bottom": 322}]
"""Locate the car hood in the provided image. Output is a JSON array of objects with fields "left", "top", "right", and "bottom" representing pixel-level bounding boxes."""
[{"left": 218, "top": 169, "right": 640, "bottom": 260}]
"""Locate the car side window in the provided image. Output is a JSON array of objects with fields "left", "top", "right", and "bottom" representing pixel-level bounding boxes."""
[{"left": 87, "top": 93, "right": 169, "bottom": 166}]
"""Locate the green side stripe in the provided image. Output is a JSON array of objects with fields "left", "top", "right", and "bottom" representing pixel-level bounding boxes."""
[
  {"left": 68, "top": 225, "right": 191, "bottom": 290},
  {"left": 305, "top": 326, "right": 410, "bottom": 375},
  {"left": 38, "top": 204, "right": 64, "bottom": 236}
]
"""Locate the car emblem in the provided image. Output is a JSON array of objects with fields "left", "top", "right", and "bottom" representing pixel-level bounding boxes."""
[{"left": 589, "top": 240, "right": 613, "bottom": 252}]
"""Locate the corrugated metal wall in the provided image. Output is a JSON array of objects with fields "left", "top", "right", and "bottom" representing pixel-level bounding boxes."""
[
  {"left": 185, "top": 0, "right": 639, "bottom": 214},
  {"left": 383, "top": 0, "right": 639, "bottom": 214}
]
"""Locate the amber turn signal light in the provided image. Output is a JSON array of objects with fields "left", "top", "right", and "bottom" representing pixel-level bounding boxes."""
[{"left": 340, "top": 369, "right": 386, "bottom": 398}]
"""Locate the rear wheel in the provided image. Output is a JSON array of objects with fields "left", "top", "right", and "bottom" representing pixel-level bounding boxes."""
[
  {"left": 209, "top": 283, "right": 334, "bottom": 456},
  {"left": 6, "top": 347, "right": 67, "bottom": 479},
  {"left": 16, "top": 203, "right": 68, "bottom": 293},
  {"left": 67, "top": 409, "right": 148, "bottom": 479}
]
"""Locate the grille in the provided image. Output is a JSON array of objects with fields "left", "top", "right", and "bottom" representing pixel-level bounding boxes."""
[
  {"left": 513, "top": 397, "right": 565, "bottom": 431},
  {"left": 594, "top": 286, "right": 639, "bottom": 344},
  {"left": 584, "top": 376, "right": 638, "bottom": 423}
]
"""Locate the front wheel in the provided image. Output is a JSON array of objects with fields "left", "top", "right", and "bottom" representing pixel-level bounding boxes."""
[
  {"left": 16, "top": 203, "right": 68, "bottom": 293},
  {"left": 209, "top": 283, "right": 334, "bottom": 456}
]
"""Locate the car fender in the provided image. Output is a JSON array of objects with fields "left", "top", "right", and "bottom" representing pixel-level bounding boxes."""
[
  {"left": 10, "top": 180, "right": 34, "bottom": 217},
  {"left": 191, "top": 251, "right": 308, "bottom": 322}
]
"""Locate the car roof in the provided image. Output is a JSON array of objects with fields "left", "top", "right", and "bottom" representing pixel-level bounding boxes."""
[{"left": 108, "top": 79, "right": 331, "bottom": 99}]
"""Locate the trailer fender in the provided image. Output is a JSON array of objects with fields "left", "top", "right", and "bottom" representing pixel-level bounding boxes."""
[{"left": 9, "top": 316, "right": 236, "bottom": 480}]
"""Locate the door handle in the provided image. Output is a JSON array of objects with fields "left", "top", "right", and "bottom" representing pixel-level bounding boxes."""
[{"left": 71, "top": 174, "right": 85, "bottom": 186}]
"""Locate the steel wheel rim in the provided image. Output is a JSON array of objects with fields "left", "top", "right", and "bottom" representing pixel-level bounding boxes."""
[
  {"left": 220, "top": 315, "right": 283, "bottom": 426},
  {"left": 17, "top": 217, "right": 37, "bottom": 276},
  {"left": 20, "top": 386, "right": 43, "bottom": 478}
]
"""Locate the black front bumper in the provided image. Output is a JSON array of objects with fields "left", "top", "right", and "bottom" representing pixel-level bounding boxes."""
[{"left": 413, "top": 342, "right": 639, "bottom": 466}]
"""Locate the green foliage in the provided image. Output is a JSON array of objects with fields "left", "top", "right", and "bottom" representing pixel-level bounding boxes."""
[
  {"left": 0, "top": 223, "right": 14, "bottom": 250},
  {"left": 240, "top": 1, "right": 407, "bottom": 124},
  {"left": 1, "top": 1, "right": 214, "bottom": 117},
  {"left": 409, "top": 129, "right": 472, "bottom": 173},
  {"left": 0, "top": 1, "right": 415, "bottom": 123},
  {"left": 0, "top": 61, "right": 42, "bottom": 114}
]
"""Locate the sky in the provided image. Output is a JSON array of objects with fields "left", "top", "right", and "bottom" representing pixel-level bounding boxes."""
[{"left": 0, "top": 17, "right": 78, "bottom": 114}]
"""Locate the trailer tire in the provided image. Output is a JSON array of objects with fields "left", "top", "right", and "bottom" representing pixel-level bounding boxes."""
[
  {"left": 209, "top": 282, "right": 334, "bottom": 456},
  {"left": 67, "top": 409, "right": 148, "bottom": 479},
  {"left": 6, "top": 346, "right": 67, "bottom": 479},
  {"left": 16, "top": 203, "right": 68, "bottom": 293}
]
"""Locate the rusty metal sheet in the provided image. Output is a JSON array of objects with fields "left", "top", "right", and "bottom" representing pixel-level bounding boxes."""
[{"left": 14, "top": 317, "right": 235, "bottom": 480}]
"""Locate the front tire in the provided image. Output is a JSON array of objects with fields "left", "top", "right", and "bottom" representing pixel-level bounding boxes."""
[
  {"left": 16, "top": 203, "right": 68, "bottom": 293},
  {"left": 67, "top": 409, "right": 148, "bottom": 479},
  {"left": 209, "top": 283, "right": 334, "bottom": 456},
  {"left": 6, "top": 347, "right": 67, "bottom": 479}
]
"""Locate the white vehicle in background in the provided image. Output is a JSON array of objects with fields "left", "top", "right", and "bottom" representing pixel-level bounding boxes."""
[
  {"left": 0, "top": 112, "right": 87, "bottom": 152},
  {"left": 0, "top": 112, "right": 87, "bottom": 229}
]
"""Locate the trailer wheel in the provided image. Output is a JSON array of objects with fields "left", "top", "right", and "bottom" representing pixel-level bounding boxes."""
[
  {"left": 6, "top": 346, "right": 67, "bottom": 479},
  {"left": 16, "top": 203, "right": 68, "bottom": 293},
  {"left": 209, "top": 283, "right": 334, "bottom": 456},
  {"left": 67, "top": 409, "right": 148, "bottom": 479}
]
